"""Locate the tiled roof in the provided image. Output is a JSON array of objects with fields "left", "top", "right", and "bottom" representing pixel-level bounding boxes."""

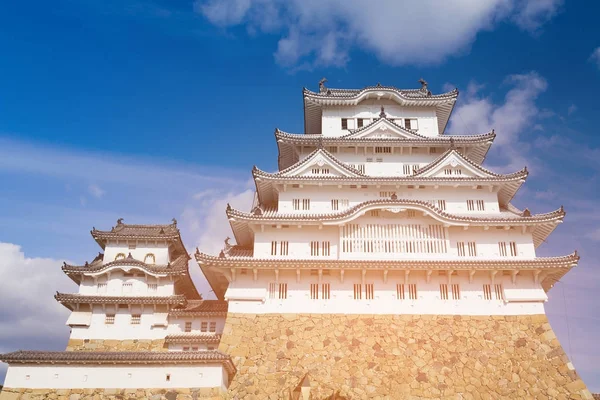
[
  {"left": 413, "top": 148, "right": 519, "bottom": 178},
  {"left": 169, "top": 300, "right": 228, "bottom": 316},
  {"left": 303, "top": 85, "right": 458, "bottom": 100},
  {"left": 266, "top": 148, "right": 367, "bottom": 178},
  {"left": 62, "top": 254, "right": 189, "bottom": 276},
  {"left": 55, "top": 293, "right": 187, "bottom": 310},
  {"left": 165, "top": 333, "right": 222, "bottom": 344},
  {"left": 0, "top": 350, "right": 236, "bottom": 375}
]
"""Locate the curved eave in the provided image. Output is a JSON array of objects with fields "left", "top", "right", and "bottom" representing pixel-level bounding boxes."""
[
  {"left": 227, "top": 200, "right": 564, "bottom": 248},
  {"left": 303, "top": 87, "right": 458, "bottom": 135},
  {"left": 196, "top": 252, "right": 578, "bottom": 293},
  {"left": 90, "top": 231, "right": 188, "bottom": 258},
  {"left": 276, "top": 129, "right": 495, "bottom": 170},
  {"left": 254, "top": 167, "right": 527, "bottom": 209},
  {"left": 195, "top": 250, "right": 227, "bottom": 301},
  {"left": 54, "top": 293, "right": 187, "bottom": 311}
]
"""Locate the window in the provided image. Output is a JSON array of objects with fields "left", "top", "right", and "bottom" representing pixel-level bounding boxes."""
[
  {"left": 293, "top": 199, "right": 300, "bottom": 210},
  {"left": 97, "top": 283, "right": 107, "bottom": 293},
  {"left": 494, "top": 284, "right": 504, "bottom": 300},
  {"left": 207, "top": 346, "right": 215, "bottom": 351},
  {"left": 498, "top": 242, "right": 508, "bottom": 257},
  {"left": 105, "top": 314, "right": 115, "bottom": 325},
  {"left": 353, "top": 284, "right": 362, "bottom": 300},
  {"left": 452, "top": 284, "right": 461, "bottom": 300},
  {"left": 130, "top": 314, "right": 141, "bottom": 325},
  {"left": 280, "top": 241, "right": 289, "bottom": 256},
  {"left": 185, "top": 322, "right": 192, "bottom": 332},
  {"left": 148, "top": 283, "right": 157, "bottom": 293},
  {"left": 328, "top": 147, "right": 337, "bottom": 153},
  {"left": 454, "top": 169, "right": 463, "bottom": 175},
  {"left": 408, "top": 284, "right": 418, "bottom": 300},
  {"left": 322, "top": 283, "right": 330, "bottom": 300},
  {"left": 310, "top": 283, "right": 319, "bottom": 300},
  {"left": 440, "top": 284, "right": 449, "bottom": 300},
  {"left": 477, "top": 200, "right": 485, "bottom": 211},
  {"left": 278, "top": 283, "right": 288, "bottom": 299},
  {"left": 467, "top": 242, "right": 477, "bottom": 257},
  {"left": 311, "top": 167, "right": 330, "bottom": 174},
  {"left": 191, "top": 347, "right": 198, "bottom": 351},
  {"left": 444, "top": 168, "right": 453, "bottom": 175},
  {"left": 430, "top": 147, "right": 438, "bottom": 154},
  {"left": 357, "top": 118, "right": 369, "bottom": 128},
  {"left": 396, "top": 284, "right": 405, "bottom": 300},
  {"left": 457, "top": 242, "right": 466, "bottom": 257},
  {"left": 375, "top": 147, "right": 391, "bottom": 154},
  {"left": 379, "top": 192, "right": 395, "bottom": 198},
  {"left": 209, "top": 322, "right": 216, "bottom": 332},
  {"left": 268, "top": 283, "right": 277, "bottom": 299},
  {"left": 341, "top": 118, "right": 348, "bottom": 130},
  {"left": 114, "top": 253, "right": 126, "bottom": 261},
  {"left": 404, "top": 118, "right": 418, "bottom": 130},
  {"left": 310, "top": 241, "right": 319, "bottom": 256},
  {"left": 467, "top": 200, "right": 475, "bottom": 211},
  {"left": 322, "top": 241, "right": 331, "bottom": 256},
  {"left": 166, "top": 374, "right": 171, "bottom": 382},
  {"left": 331, "top": 199, "right": 348, "bottom": 211},
  {"left": 122, "top": 283, "right": 133, "bottom": 294},
  {"left": 509, "top": 242, "right": 517, "bottom": 256},
  {"left": 365, "top": 284, "right": 374, "bottom": 300},
  {"left": 201, "top": 322, "right": 208, "bottom": 332},
  {"left": 144, "top": 253, "right": 155, "bottom": 264},
  {"left": 375, "top": 157, "right": 383, "bottom": 163},
  {"left": 483, "top": 284, "right": 492, "bottom": 300},
  {"left": 436, "top": 200, "right": 446, "bottom": 210},
  {"left": 348, "top": 164, "right": 366, "bottom": 174},
  {"left": 303, "top": 199, "right": 310, "bottom": 210},
  {"left": 407, "top": 210, "right": 416, "bottom": 218},
  {"left": 271, "top": 241, "right": 277, "bottom": 256},
  {"left": 366, "top": 157, "right": 373, "bottom": 163},
  {"left": 403, "top": 165, "right": 411, "bottom": 175}
]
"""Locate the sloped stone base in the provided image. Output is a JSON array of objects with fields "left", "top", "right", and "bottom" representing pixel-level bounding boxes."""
[
  {"left": 219, "top": 313, "right": 592, "bottom": 399},
  {"left": 0, "top": 387, "right": 222, "bottom": 400},
  {"left": 66, "top": 339, "right": 167, "bottom": 352}
]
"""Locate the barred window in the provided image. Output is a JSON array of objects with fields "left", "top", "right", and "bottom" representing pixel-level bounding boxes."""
[
  {"left": 467, "top": 242, "right": 477, "bottom": 257},
  {"left": 97, "top": 283, "right": 107, "bottom": 293},
  {"left": 440, "top": 284, "right": 449, "bottom": 300},
  {"left": 457, "top": 242, "right": 466, "bottom": 257},
  {"left": 498, "top": 242, "right": 508, "bottom": 257},
  {"left": 477, "top": 200, "right": 485, "bottom": 211},
  {"left": 185, "top": 322, "right": 192, "bottom": 332},
  {"left": 200, "top": 322, "right": 208, "bottom": 332},
  {"left": 268, "top": 283, "right": 277, "bottom": 299},
  {"left": 483, "top": 284, "right": 492, "bottom": 300},
  {"left": 322, "top": 283, "right": 330, "bottom": 300},
  {"left": 209, "top": 322, "right": 216, "bottom": 332},
  {"left": 375, "top": 146, "right": 391, "bottom": 154},
  {"left": 509, "top": 242, "right": 517, "bottom": 256},
  {"left": 322, "top": 241, "right": 330, "bottom": 256},
  {"left": 278, "top": 283, "right": 288, "bottom": 299},
  {"left": 353, "top": 284, "right": 362, "bottom": 300},
  {"left": 451, "top": 284, "right": 461, "bottom": 300},
  {"left": 396, "top": 284, "right": 405, "bottom": 300},
  {"left": 105, "top": 314, "right": 115, "bottom": 325},
  {"left": 130, "top": 314, "right": 141, "bottom": 325},
  {"left": 467, "top": 200, "right": 475, "bottom": 211},
  {"left": 310, "top": 283, "right": 319, "bottom": 299},
  {"left": 148, "top": 283, "right": 158, "bottom": 293},
  {"left": 365, "top": 284, "right": 374, "bottom": 300},
  {"left": 408, "top": 284, "right": 417, "bottom": 300},
  {"left": 494, "top": 284, "right": 504, "bottom": 300}
]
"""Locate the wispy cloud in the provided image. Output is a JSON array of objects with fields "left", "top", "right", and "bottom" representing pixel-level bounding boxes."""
[
  {"left": 88, "top": 184, "right": 106, "bottom": 198},
  {"left": 589, "top": 47, "right": 600, "bottom": 69},
  {"left": 196, "top": 0, "right": 562, "bottom": 69}
]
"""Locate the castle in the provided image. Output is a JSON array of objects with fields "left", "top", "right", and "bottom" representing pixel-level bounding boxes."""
[{"left": 0, "top": 80, "right": 592, "bottom": 399}]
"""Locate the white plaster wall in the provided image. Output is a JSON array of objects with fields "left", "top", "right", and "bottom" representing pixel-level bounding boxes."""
[
  {"left": 104, "top": 242, "right": 170, "bottom": 265},
  {"left": 2, "top": 364, "right": 228, "bottom": 390},
  {"left": 69, "top": 305, "right": 168, "bottom": 340},
  {"left": 278, "top": 186, "right": 501, "bottom": 214},
  {"left": 78, "top": 272, "right": 174, "bottom": 296},
  {"left": 321, "top": 102, "right": 439, "bottom": 137},
  {"left": 252, "top": 216, "right": 536, "bottom": 259},
  {"left": 225, "top": 269, "right": 547, "bottom": 316},
  {"left": 168, "top": 317, "right": 226, "bottom": 335}
]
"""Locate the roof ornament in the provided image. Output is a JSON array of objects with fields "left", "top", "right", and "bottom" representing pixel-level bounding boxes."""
[
  {"left": 379, "top": 105, "right": 387, "bottom": 119},
  {"left": 117, "top": 218, "right": 124, "bottom": 225},
  {"left": 317, "top": 135, "right": 324, "bottom": 149},
  {"left": 223, "top": 237, "right": 233, "bottom": 256},
  {"left": 127, "top": 252, "right": 134, "bottom": 259},
  {"left": 159, "top": 228, "right": 165, "bottom": 234},
  {"left": 319, "top": 77, "right": 328, "bottom": 93},
  {"left": 376, "top": 82, "right": 382, "bottom": 87},
  {"left": 172, "top": 218, "right": 177, "bottom": 226},
  {"left": 418, "top": 78, "right": 432, "bottom": 96},
  {"left": 522, "top": 208, "right": 531, "bottom": 217},
  {"left": 84, "top": 261, "right": 89, "bottom": 267},
  {"left": 226, "top": 203, "right": 232, "bottom": 212},
  {"left": 450, "top": 137, "right": 456, "bottom": 149},
  {"left": 252, "top": 206, "right": 263, "bottom": 216},
  {"left": 391, "top": 193, "right": 398, "bottom": 200}
]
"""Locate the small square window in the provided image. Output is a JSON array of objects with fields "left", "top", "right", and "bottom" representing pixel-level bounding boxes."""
[
  {"left": 166, "top": 374, "right": 171, "bottom": 382},
  {"left": 201, "top": 321, "right": 208, "bottom": 332},
  {"left": 105, "top": 314, "right": 115, "bottom": 324},
  {"left": 184, "top": 321, "right": 192, "bottom": 332},
  {"left": 209, "top": 322, "right": 217, "bottom": 332}
]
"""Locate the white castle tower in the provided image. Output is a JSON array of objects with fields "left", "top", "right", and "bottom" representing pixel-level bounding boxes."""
[{"left": 197, "top": 79, "right": 592, "bottom": 399}]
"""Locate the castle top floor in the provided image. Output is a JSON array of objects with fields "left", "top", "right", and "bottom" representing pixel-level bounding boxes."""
[{"left": 303, "top": 79, "right": 458, "bottom": 137}]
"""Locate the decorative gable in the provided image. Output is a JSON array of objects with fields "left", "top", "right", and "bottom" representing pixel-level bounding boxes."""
[
  {"left": 275, "top": 149, "right": 365, "bottom": 178},
  {"left": 341, "top": 118, "right": 423, "bottom": 140},
  {"left": 413, "top": 150, "right": 498, "bottom": 179}
]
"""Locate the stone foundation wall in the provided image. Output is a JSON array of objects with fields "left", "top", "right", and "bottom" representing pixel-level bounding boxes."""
[
  {"left": 0, "top": 387, "right": 223, "bottom": 400},
  {"left": 219, "top": 313, "right": 592, "bottom": 399},
  {"left": 66, "top": 339, "right": 167, "bottom": 352}
]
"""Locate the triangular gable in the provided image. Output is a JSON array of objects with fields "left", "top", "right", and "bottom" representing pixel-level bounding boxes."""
[
  {"left": 341, "top": 118, "right": 424, "bottom": 140},
  {"left": 273, "top": 148, "right": 366, "bottom": 178},
  {"left": 413, "top": 149, "right": 500, "bottom": 178}
]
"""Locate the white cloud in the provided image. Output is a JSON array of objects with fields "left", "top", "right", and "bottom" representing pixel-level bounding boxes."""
[
  {"left": 567, "top": 104, "right": 577, "bottom": 116},
  {"left": 447, "top": 71, "right": 547, "bottom": 173},
  {"left": 589, "top": 47, "right": 600, "bottom": 69},
  {"left": 196, "top": 0, "right": 561, "bottom": 68},
  {"left": 88, "top": 184, "right": 105, "bottom": 198},
  {"left": 0, "top": 243, "right": 72, "bottom": 355},
  {"left": 585, "top": 228, "right": 600, "bottom": 242}
]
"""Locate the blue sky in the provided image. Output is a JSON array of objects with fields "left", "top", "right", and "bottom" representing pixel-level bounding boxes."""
[{"left": 1, "top": 0, "right": 599, "bottom": 390}]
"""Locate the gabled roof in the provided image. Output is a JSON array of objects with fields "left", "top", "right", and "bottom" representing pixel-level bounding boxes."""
[
  {"left": 267, "top": 147, "right": 367, "bottom": 178},
  {"left": 303, "top": 82, "right": 458, "bottom": 135},
  {"left": 61, "top": 254, "right": 201, "bottom": 300},
  {"left": 0, "top": 350, "right": 236, "bottom": 376},
  {"left": 340, "top": 117, "right": 427, "bottom": 140},
  {"left": 226, "top": 199, "right": 565, "bottom": 248},
  {"left": 196, "top": 252, "right": 579, "bottom": 293},
  {"left": 55, "top": 293, "right": 187, "bottom": 311},
  {"left": 255, "top": 150, "right": 526, "bottom": 208},
  {"left": 275, "top": 128, "right": 495, "bottom": 170},
  {"left": 91, "top": 219, "right": 187, "bottom": 258}
]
